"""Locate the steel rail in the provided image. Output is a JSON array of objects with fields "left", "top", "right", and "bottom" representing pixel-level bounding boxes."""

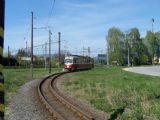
[
  {"left": 38, "top": 73, "right": 64, "bottom": 120},
  {"left": 38, "top": 72, "right": 94, "bottom": 120}
]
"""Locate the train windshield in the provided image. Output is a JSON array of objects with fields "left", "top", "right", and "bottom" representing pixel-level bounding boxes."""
[{"left": 65, "top": 59, "right": 73, "bottom": 64}]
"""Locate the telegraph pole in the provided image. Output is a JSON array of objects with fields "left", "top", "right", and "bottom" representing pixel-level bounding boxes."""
[
  {"left": 58, "top": 32, "right": 61, "bottom": 68},
  {"left": 45, "top": 42, "right": 47, "bottom": 69},
  {"left": 128, "top": 47, "right": 130, "bottom": 67},
  {"left": 49, "top": 30, "right": 52, "bottom": 73},
  {"left": 83, "top": 47, "right": 84, "bottom": 56},
  {"left": 31, "top": 12, "right": 33, "bottom": 78},
  {"left": 88, "top": 47, "right": 90, "bottom": 57},
  {"left": 64, "top": 41, "right": 68, "bottom": 56},
  {"left": 26, "top": 40, "right": 27, "bottom": 57},
  {"left": 0, "top": 0, "right": 5, "bottom": 119},
  {"left": 8, "top": 46, "right": 10, "bottom": 66},
  {"left": 151, "top": 18, "right": 154, "bottom": 33},
  {"left": 8, "top": 46, "right": 9, "bottom": 58},
  {"left": 25, "top": 39, "right": 27, "bottom": 68},
  {"left": 106, "top": 36, "right": 109, "bottom": 67}
]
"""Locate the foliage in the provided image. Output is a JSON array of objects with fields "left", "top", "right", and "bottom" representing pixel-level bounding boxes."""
[
  {"left": 126, "top": 28, "right": 143, "bottom": 65},
  {"left": 145, "top": 31, "right": 157, "bottom": 64},
  {"left": 155, "top": 32, "right": 160, "bottom": 58},
  {"left": 16, "top": 49, "right": 27, "bottom": 57},
  {"left": 2, "top": 57, "right": 19, "bottom": 66},
  {"left": 107, "top": 27, "right": 160, "bottom": 66},
  {"left": 107, "top": 27, "right": 125, "bottom": 65}
]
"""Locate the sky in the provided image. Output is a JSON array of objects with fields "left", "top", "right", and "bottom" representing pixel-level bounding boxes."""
[{"left": 4, "top": 0, "right": 160, "bottom": 56}]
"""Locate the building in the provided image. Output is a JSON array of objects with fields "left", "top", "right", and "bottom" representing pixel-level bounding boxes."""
[{"left": 97, "top": 54, "right": 106, "bottom": 65}]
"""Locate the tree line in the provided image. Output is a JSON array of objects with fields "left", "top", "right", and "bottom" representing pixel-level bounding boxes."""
[
  {"left": 3, "top": 48, "right": 67, "bottom": 68},
  {"left": 107, "top": 27, "right": 160, "bottom": 66}
]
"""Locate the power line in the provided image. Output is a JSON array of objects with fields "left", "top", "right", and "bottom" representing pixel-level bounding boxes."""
[
  {"left": 151, "top": 18, "right": 154, "bottom": 33},
  {"left": 31, "top": 11, "right": 34, "bottom": 78},
  {"left": 49, "top": 29, "right": 52, "bottom": 73},
  {"left": 58, "top": 32, "right": 61, "bottom": 67},
  {"left": 46, "top": 0, "right": 56, "bottom": 27}
]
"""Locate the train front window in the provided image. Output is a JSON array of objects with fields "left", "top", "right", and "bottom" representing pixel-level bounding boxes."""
[{"left": 65, "top": 59, "right": 73, "bottom": 64}]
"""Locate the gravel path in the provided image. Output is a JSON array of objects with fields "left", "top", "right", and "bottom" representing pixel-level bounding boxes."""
[
  {"left": 123, "top": 65, "right": 160, "bottom": 76},
  {"left": 7, "top": 78, "right": 53, "bottom": 120}
]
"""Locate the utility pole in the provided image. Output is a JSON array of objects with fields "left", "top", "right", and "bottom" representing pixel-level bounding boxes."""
[
  {"left": 31, "top": 12, "right": 33, "bottom": 78},
  {"left": 0, "top": 0, "right": 5, "bottom": 119},
  {"left": 106, "top": 37, "right": 109, "bottom": 67},
  {"left": 25, "top": 40, "right": 27, "bottom": 57},
  {"left": 49, "top": 30, "right": 52, "bottom": 73},
  {"left": 25, "top": 39, "right": 27, "bottom": 68},
  {"left": 58, "top": 32, "right": 61, "bottom": 68},
  {"left": 88, "top": 47, "right": 90, "bottom": 57},
  {"left": 42, "top": 45, "right": 44, "bottom": 67},
  {"left": 64, "top": 41, "right": 68, "bottom": 56},
  {"left": 83, "top": 47, "right": 84, "bottom": 56},
  {"left": 45, "top": 42, "right": 47, "bottom": 69},
  {"left": 8, "top": 45, "right": 9, "bottom": 58},
  {"left": 151, "top": 18, "right": 154, "bottom": 33},
  {"left": 128, "top": 47, "right": 130, "bottom": 67}
]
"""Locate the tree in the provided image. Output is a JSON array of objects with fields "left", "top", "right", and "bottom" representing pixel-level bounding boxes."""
[
  {"left": 145, "top": 31, "right": 157, "bottom": 64},
  {"left": 3, "top": 57, "right": 18, "bottom": 66},
  {"left": 16, "top": 48, "right": 29, "bottom": 67},
  {"left": 155, "top": 32, "right": 160, "bottom": 58},
  {"left": 16, "top": 49, "right": 26, "bottom": 57},
  {"left": 107, "top": 27, "right": 125, "bottom": 65},
  {"left": 140, "top": 38, "right": 151, "bottom": 65},
  {"left": 126, "top": 28, "right": 142, "bottom": 65}
]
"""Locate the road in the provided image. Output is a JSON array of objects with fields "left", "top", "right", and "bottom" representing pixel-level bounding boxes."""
[{"left": 123, "top": 65, "right": 160, "bottom": 77}]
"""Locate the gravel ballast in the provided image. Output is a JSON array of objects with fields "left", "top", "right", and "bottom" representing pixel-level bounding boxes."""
[{"left": 7, "top": 78, "right": 53, "bottom": 120}]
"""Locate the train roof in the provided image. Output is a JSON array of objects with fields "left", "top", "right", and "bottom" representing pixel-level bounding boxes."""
[{"left": 65, "top": 55, "right": 93, "bottom": 59}]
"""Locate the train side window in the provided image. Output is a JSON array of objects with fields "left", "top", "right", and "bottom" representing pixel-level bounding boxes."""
[
  {"left": 73, "top": 59, "right": 76, "bottom": 64},
  {"left": 75, "top": 58, "right": 77, "bottom": 64},
  {"left": 80, "top": 58, "right": 82, "bottom": 64}
]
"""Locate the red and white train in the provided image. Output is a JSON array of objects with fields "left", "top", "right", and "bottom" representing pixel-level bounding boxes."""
[{"left": 64, "top": 55, "right": 94, "bottom": 71}]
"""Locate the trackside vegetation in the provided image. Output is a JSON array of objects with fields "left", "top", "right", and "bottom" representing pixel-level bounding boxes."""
[
  {"left": 4, "top": 68, "right": 60, "bottom": 108},
  {"left": 63, "top": 67, "right": 160, "bottom": 120}
]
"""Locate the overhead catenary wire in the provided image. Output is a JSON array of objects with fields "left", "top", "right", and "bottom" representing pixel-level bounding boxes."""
[
  {"left": 6, "top": 40, "right": 66, "bottom": 55},
  {"left": 46, "top": 0, "right": 56, "bottom": 27},
  {"left": 6, "top": 0, "right": 57, "bottom": 58}
]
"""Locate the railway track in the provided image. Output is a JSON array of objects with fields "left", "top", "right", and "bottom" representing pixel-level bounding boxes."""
[{"left": 38, "top": 72, "right": 94, "bottom": 120}]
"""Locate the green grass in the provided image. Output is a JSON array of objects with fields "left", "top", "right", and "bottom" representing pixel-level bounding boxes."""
[
  {"left": 63, "top": 67, "right": 160, "bottom": 120},
  {"left": 4, "top": 68, "right": 61, "bottom": 107}
]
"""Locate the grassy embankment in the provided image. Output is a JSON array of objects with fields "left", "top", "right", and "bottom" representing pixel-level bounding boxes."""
[
  {"left": 4, "top": 68, "right": 61, "bottom": 107},
  {"left": 63, "top": 67, "right": 160, "bottom": 120}
]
